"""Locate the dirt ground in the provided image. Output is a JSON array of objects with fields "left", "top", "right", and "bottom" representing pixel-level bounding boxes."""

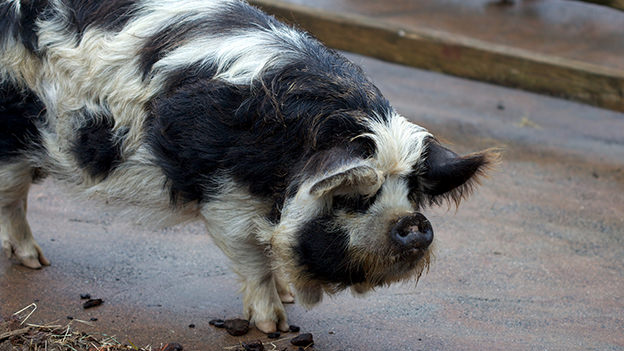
[{"left": 1, "top": 53, "right": 623, "bottom": 350}]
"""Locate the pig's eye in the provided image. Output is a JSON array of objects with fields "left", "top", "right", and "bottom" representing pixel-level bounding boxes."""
[{"left": 332, "top": 187, "right": 382, "bottom": 213}]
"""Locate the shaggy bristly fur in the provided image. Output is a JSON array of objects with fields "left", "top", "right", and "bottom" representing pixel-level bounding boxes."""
[{"left": 0, "top": 0, "right": 497, "bottom": 334}]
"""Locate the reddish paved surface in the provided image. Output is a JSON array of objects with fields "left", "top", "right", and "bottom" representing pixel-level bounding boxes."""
[{"left": 1, "top": 53, "right": 623, "bottom": 350}]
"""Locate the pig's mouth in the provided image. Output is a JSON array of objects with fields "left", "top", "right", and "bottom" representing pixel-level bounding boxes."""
[
  {"left": 355, "top": 241, "right": 433, "bottom": 288},
  {"left": 391, "top": 247, "right": 427, "bottom": 263}
]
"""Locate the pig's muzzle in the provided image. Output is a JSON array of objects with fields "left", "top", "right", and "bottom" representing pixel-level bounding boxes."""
[{"left": 389, "top": 212, "right": 433, "bottom": 253}]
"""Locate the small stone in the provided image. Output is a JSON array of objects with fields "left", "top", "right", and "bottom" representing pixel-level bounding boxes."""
[
  {"left": 80, "top": 294, "right": 91, "bottom": 300},
  {"left": 224, "top": 318, "right": 250, "bottom": 336},
  {"left": 288, "top": 325, "right": 300, "bottom": 333},
  {"left": 160, "top": 343, "right": 183, "bottom": 351},
  {"left": 242, "top": 340, "right": 264, "bottom": 351},
  {"left": 290, "top": 333, "right": 313, "bottom": 347},
  {"left": 267, "top": 332, "right": 280, "bottom": 339},
  {"left": 209, "top": 319, "right": 225, "bottom": 328},
  {"left": 83, "top": 298, "right": 104, "bottom": 309}
]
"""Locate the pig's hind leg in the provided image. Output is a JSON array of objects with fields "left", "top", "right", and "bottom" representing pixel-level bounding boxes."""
[{"left": 0, "top": 81, "right": 49, "bottom": 268}]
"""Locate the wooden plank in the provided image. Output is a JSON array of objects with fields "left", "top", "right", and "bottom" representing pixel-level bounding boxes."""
[
  {"left": 249, "top": 0, "right": 624, "bottom": 112},
  {"left": 573, "top": 0, "right": 624, "bottom": 11}
]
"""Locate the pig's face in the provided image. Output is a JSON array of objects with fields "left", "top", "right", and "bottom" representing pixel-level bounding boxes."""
[{"left": 272, "top": 112, "right": 497, "bottom": 306}]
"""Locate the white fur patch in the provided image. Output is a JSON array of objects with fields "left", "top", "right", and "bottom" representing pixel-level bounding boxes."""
[
  {"left": 199, "top": 178, "right": 287, "bottom": 328},
  {"left": 364, "top": 111, "right": 431, "bottom": 176},
  {"left": 342, "top": 176, "right": 414, "bottom": 251},
  {"left": 153, "top": 23, "right": 306, "bottom": 85}
]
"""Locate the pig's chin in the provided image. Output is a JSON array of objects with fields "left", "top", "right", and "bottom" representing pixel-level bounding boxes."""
[
  {"left": 349, "top": 245, "right": 434, "bottom": 295},
  {"left": 286, "top": 245, "right": 433, "bottom": 307}
]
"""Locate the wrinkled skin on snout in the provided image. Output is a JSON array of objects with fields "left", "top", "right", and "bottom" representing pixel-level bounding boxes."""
[{"left": 272, "top": 131, "right": 498, "bottom": 307}]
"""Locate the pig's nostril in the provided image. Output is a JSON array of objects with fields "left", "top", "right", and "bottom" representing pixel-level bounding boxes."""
[
  {"left": 398, "top": 226, "right": 417, "bottom": 238},
  {"left": 391, "top": 214, "right": 434, "bottom": 250},
  {"left": 406, "top": 225, "right": 422, "bottom": 236}
]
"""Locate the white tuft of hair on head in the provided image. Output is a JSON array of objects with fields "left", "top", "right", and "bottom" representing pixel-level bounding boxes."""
[{"left": 362, "top": 111, "right": 431, "bottom": 177}]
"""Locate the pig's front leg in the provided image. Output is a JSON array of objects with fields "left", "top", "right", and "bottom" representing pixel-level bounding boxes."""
[
  {"left": 200, "top": 197, "right": 289, "bottom": 334},
  {"left": 240, "top": 268, "right": 290, "bottom": 333},
  {"left": 0, "top": 162, "right": 50, "bottom": 269}
]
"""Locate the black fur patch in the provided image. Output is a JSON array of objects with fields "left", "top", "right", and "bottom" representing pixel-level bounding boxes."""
[
  {"left": 147, "top": 32, "right": 389, "bottom": 206},
  {"left": 64, "top": 0, "right": 138, "bottom": 42},
  {"left": 408, "top": 140, "right": 488, "bottom": 206},
  {"left": 422, "top": 141, "right": 485, "bottom": 196},
  {"left": 138, "top": 2, "right": 278, "bottom": 79},
  {"left": 10, "top": 0, "right": 137, "bottom": 52},
  {"left": 147, "top": 66, "right": 244, "bottom": 204},
  {"left": 70, "top": 109, "right": 125, "bottom": 179},
  {"left": 138, "top": 17, "right": 213, "bottom": 80},
  {"left": 210, "top": 1, "right": 280, "bottom": 32},
  {"left": 16, "top": 0, "right": 50, "bottom": 52},
  {"left": 0, "top": 81, "right": 45, "bottom": 161},
  {"left": 294, "top": 215, "right": 366, "bottom": 285},
  {"left": 0, "top": 2, "right": 19, "bottom": 45}
]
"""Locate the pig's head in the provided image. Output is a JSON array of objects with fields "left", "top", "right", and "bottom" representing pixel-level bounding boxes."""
[{"left": 271, "top": 112, "right": 498, "bottom": 306}]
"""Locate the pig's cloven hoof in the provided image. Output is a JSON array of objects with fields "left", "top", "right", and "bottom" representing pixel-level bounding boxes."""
[
  {"left": 2, "top": 239, "right": 50, "bottom": 269},
  {"left": 275, "top": 273, "right": 295, "bottom": 304},
  {"left": 255, "top": 319, "right": 290, "bottom": 334},
  {"left": 279, "top": 291, "right": 295, "bottom": 304}
]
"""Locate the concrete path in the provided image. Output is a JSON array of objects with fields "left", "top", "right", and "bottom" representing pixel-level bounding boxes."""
[{"left": 1, "top": 53, "right": 623, "bottom": 350}]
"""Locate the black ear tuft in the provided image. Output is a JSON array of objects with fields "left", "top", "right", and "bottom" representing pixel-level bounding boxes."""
[{"left": 420, "top": 141, "right": 500, "bottom": 206}]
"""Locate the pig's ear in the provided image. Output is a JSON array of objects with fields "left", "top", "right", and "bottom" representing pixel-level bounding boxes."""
[
  {"left": 310, "top": 163, "right": 381, "bottom": 198},
  {"left": 419, "top": 141, "right": 499, "bottom": 205}
]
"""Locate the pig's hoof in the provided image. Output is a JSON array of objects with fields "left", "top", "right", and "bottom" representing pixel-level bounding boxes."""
[
  {"left": 276, "top": 279, "right": 295, "bottom": 304},
  {"left": 17, "top": 243, "right": 50, "bottom": 269},
  {"left": 279, "top": 291, "right": 295, "bottom": 304},
  {"left": 20, "top": 252, "right": 50, "bottom": 269},
  {"left": 255, "top": 320, "right": 276, "bottom": 334},
  {"left": 256, "top": 319, "right": 290, "bottom": 334},
  {"left": 2, "top": 240, "right": 50, "bottom": 269}
]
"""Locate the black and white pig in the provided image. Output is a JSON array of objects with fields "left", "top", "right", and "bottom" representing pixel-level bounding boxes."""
[{"left": 0, "top": 0, "right": 497, "bottom": 333}]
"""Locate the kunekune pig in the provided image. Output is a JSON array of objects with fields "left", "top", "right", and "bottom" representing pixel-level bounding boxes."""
[{"left": 0, "top": 0, "right": 498, "bottom": 333}]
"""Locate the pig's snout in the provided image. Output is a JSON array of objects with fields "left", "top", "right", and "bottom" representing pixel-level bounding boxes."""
[{"left": 390, "top": 213, "right": 433, "bottom": 250}]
